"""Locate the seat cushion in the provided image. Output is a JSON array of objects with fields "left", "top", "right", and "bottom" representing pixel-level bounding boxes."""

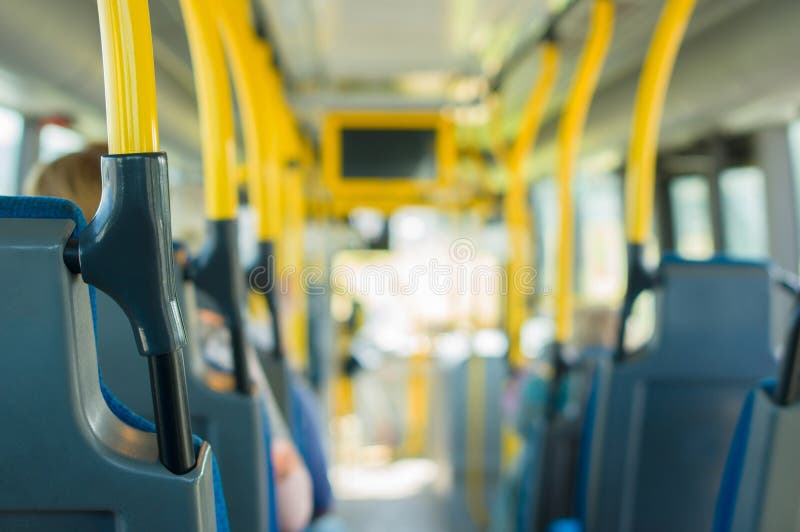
[{"left": 0, "top": 195, "right": 230, "bottom": 531}]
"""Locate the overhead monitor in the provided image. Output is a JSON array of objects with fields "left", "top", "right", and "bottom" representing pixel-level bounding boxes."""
[{"left": 322, "top": 111, "right": 456, "bottom": 212}]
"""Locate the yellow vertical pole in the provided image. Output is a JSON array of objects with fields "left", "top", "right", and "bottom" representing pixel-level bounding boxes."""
[
  {"left": 217, "top": 1, "right": 282, "bottom": 242},
  {"left": 255, "top": 41, "right": 284, "bottom": 243},
  {"left": 96, "top": 0, "right": 199, "bottom": 474},
  {"left": 504, "top": 42, "right": 560, "bottom": 368},
  {"left": 284, "top": 165, "right": 309, "bottom": 369},
  {"left": 219, "top": 2, "right": 304, "bottom": 379},
  {"left": 554, "top": 0, "right": 614, "bottom": 344},
  {"left": 216, "top": 0, "right": 267, "bottom": 230},
  {"left": 404, "top": 351, "right": 429, "bottom": 457},
  {"left": 178, "top": 0, "right": 237, "bottom": 220},
  {"left": 96, "top": 0, "right": 159, "bottom": 153},
  {"left": 626, "top": 0, "right": 697, "bottom": 244},
  {"left": 465, "top": 356, "right": 488, "bottom": 528},
  {"left": 614, "top": 0, "right": 697, "bottom": 361}
]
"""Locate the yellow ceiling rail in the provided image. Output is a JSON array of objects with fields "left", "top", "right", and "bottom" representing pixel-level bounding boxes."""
[
  {"left": 179, "top": 0, "right": 237, "bottom": 220},
  {"left": 504, "top": 41, "right": 560, "bottom": 367},
  {"left": 96, "top": 0, "right": 159, "bottom": 153},
  {"left": 554, "top": 0, "right": 614, "bottom": 344},
  {"left": 626, "top": 0, "right": 697, "bottom": 244}
]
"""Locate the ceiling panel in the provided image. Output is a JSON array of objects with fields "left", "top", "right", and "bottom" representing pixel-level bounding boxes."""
[
  {"left": 261, "top": 0, "right": 549, "bottom": 88},
  {"left": 0, "top": 0, "right": 780, "bottom": 167}
]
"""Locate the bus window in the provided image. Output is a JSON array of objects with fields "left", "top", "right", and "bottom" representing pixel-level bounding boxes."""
[
  {"left": 0, "top": 106, "right": 24, "bottom": 195},
  {"left": 719, "top": 166, "right": 768, "bottom": 259},
  {"left": 532, "top": 177, "right": 557, "bottom": 307},
  {"left": 669, "top": 175, "right": 714, "bottom": 259},
  {"left": 39, "top": 123, "right": 85, "bottom": 164},
  {"left": 576, "top": 172, "right": 624, "bottom": 304},
  {"left": 788, "top": 121, "right": 800, "bottom": 267}
]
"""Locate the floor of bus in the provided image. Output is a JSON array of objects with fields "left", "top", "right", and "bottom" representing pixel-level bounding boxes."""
[{"left": 332, "top": 459, "right": 452, "bottom": 532}]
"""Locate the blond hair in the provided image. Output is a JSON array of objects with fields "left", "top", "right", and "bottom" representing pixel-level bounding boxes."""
[{"left": 25, "top": 144, "right": 107, "bottom": 219}]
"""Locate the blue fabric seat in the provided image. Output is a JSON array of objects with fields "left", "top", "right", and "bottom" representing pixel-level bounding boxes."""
[{"left": 0, "top": 195, "right": 230, "bottom": 531}]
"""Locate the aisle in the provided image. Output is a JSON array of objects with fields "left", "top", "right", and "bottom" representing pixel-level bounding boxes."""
[{"left": 332, "top": 459, "right": 451, "bottom": 532}]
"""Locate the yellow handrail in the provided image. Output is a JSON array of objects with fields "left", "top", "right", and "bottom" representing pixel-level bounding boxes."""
[
  {"left": 554, "top": 0, "right": 614, "bottom": 343},
  {"left": 508, "top": 43, "right": 561, "bottom": 175},
  {"left": 96, "top": 0, "right": 159, "bottom": 153},
  {"left": 505, "top": 42, "right": 560, "bottom": 367},
  {"left": 255, "top": 41, "right": 285, "bottom": 242},
  {"left": 626, "top": 0, "right": 697, "bottom": 244},
  {"left": 179, "top": 0, "right": 237, "bottom": 220},
  {"left": 283, "top": 165, "right": 309, "bottom": 369},
  {"left": 403, "top": 351, "right": 429, "bottom": 456},
  {"left": 217, "top": 0, "right": 281, "bottom": 241}
]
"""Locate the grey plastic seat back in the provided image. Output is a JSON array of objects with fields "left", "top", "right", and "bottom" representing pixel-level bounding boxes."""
[
  {"left": 0, "top": 217, "right": 218, "bottom": 531},
  {"left": 97, "top": 269, "right": 272, "bottom": 531},
  {"left": 446, "top": 355, "right": 504, "bottom": 531},
  {"left": 535, "top": 346, "right": 610, "bottom": 529},
  {"left": 725, "top": 386, "right": 800, "bottom": 531},
  {"left": 585, "top": 260, "right": 776, "bottom": 532}
]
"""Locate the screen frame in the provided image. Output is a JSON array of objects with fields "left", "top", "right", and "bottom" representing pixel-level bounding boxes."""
[{"left": 322, "top": 110, "right": 456, "bottom": 213}]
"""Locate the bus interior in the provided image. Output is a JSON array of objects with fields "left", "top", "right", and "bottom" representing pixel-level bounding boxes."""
[{"left": 0, "top": 0, "right": 799, "bottom": 531}]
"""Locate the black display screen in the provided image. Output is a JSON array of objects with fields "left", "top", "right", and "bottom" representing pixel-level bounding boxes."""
[{"left": 341, "top": 128, "right": 437, "bottom": 180}]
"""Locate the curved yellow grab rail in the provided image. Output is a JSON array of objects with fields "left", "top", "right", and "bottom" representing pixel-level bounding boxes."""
[
  {"left": 217, "top": 0, "right": 281, "bottom": 241},
  {"left": 179, "top": 0, "right": 237, "bottom": 220},
  {"left": 96, "top": 0, "right": 159, "bottom": 153},
  {"left": 626, "top": 0, "right": 697, "bottom": 244},
  {"left": 554, "top": 0, "right": 614, "bottom": 343},
  {"left": 508, "top": 42, "right": 561, "bottom": 175},
  {"left": 505, "top": 41, "right": 560, "bottom": 367}
]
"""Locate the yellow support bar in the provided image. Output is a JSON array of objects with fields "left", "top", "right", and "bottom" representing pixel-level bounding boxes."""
[
  {"left": 283, "top": 166, "right": 308, "bottom": 369},
  {"left": 217, "top": 0, "right": 281, "bottom": 241},
  {"left": 96, "top": 0, "right": 159, "bottom": 153},
  {"left": 266, "top": 60, "right": 304, "bottom": 164},
  {"left": 465, "top": 357, "right": 488, "bottom": 528},
  {"left": 404, "top": 352, "right": 429, "bottom": 457},
  {"left": 626, "top": 0, "right": 697, "bottom": 244},
  {"left": 505, "top": 42, "right": 560, "bottom": 368},
  {"left": 255, "top": 41, "right": 285, "bottom": 241},
  {"left": 554, "top": 0, "right": 614, "bottom": 343},
  {"left": 179, "top": 0, "right": 237, "bottom": 220},
  {"left": 508, "top": 42, "right": 561, "bottom": 175}
]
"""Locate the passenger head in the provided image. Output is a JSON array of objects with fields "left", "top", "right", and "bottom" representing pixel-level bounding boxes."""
[
  {"left": 25, "top": 144, "right": 107, "bottom": 219},
  {"left": 573, "top": 305, "right": 619, "bottom": 348}
]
